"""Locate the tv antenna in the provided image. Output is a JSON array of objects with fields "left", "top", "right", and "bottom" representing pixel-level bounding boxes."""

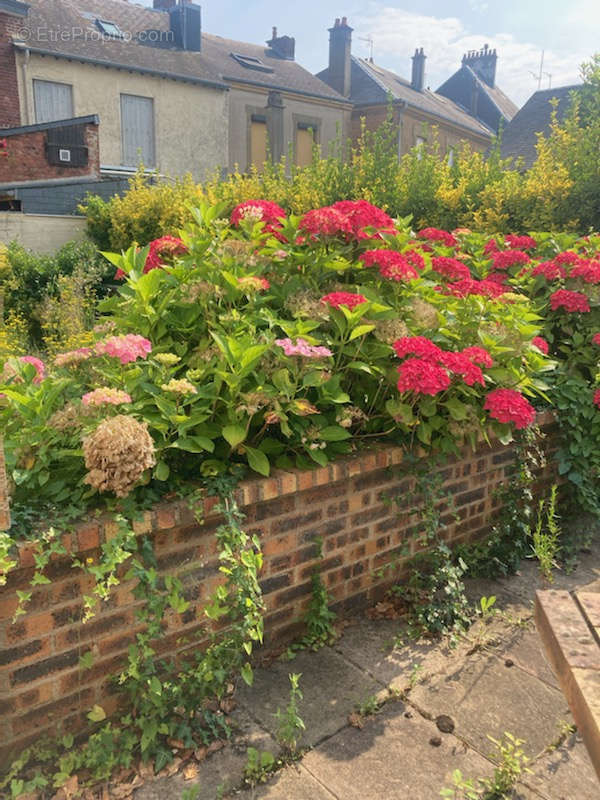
[
  {"left": 359, "top": 35, "right": 374, "bottom": 62},
  {"left": 529, "top": 50, "right": 545, "bottom": 90}
]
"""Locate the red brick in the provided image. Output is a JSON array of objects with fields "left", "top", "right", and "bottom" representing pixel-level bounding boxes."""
[{"left": 77, "top": 523, "right": 100, "bottom": 553}]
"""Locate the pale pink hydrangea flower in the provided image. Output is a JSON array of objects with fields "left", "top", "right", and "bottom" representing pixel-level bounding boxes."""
[
  {"left": 82, "top": 388, "right": 132, "bottom": 406},
  {"left": 54, "top": 348, "right": 93, "bottom": 367},
  {"left": 275, "top": 338, "right": 333, "bottom": 358},
  {"left": 95, "top": 334, "right": 152, "bottom": 364}
]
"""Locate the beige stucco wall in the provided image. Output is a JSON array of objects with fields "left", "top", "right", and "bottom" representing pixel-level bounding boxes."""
[
  {"left": 15, "top": 52, "right": 229, "bottom": 181},
  {"left": 351, "top": 104, "right": 491, "bottom": 157},
  {"left": 227, "top": 84, "right": 351, "bottom": 172},
  {"left": 0, "top": 212, "right": 87, "bottom": 252}
]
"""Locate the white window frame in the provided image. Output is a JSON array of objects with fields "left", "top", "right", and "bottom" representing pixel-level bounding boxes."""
[
  {"left": 33, "top": 79, "right": 74, "bottom": 124},
  {"left": 120, "top": 93, "right": 156, "bottom": 169}
]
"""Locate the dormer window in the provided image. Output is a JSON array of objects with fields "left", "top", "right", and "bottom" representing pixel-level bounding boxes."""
[
  {"left": 230, "top": 52, "right": 274, "bottom": 73},
  {"left": 96, "top": 19, "right": 124, "bottom": 38}
]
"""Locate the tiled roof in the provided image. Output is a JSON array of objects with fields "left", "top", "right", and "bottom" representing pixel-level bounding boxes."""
[
  {"left": 345, "top": 57, "right": 493, "bottom": 137},
  {"left": 500, "top": 84, "right": 581, "bottom": 167},
  {"left": 12, "top": 0, "right": 347, "bottom": 102}
]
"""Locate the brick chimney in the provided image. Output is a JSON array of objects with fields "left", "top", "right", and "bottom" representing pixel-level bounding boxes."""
[
  {"left": 267, "top": 26, "right": 295, "bottom": 60},
  {"left": 0, "top": 0, "right": 28, "bottom": 128},
  {"left": 327, "top": 16, "right": 352, "bottom": 97},
  {"left": 462, "top": 43, "right": 497, "bottom": 88},
  {"left": 411, "top": 47, "right": 426, "bottom": 92}
]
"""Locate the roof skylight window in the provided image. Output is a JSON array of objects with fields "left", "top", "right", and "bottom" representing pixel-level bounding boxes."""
[
  {"left": 230, "top": 52, "right": 274, "bottom": 73},
  {"left": 96, "top": 19, "right": 124, "bottom": 38}
]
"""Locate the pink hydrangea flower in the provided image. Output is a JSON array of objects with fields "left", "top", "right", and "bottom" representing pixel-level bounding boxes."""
[
  {"left": 95, "top": 335, "right": 152, "bottom": 364},
  {"left": 20, "top": 356, "right": 45, "bottom": 383},
  {"left": 82, "top": 388, "right": 132, "bottom": 406},
  {"left": 275, "top": 338, "right": 333, "bottom": 358}
]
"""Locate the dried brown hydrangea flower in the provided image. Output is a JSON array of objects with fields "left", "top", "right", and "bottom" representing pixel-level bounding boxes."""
[
  {"left": 373, "top": 318, "right": 410, "bottom": 345},
  {"left": 83, "top": 415, "right": 155, "bottom": 498}
]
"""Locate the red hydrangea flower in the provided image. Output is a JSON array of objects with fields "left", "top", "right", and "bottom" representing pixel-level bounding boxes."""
[
  {"left": 531, "top": 261, "right": 566, "bottom": 281},
  {"left": 439, "top": 352, "right": 484, "bottom": 386},
  {"left": 393, "top": 336, "right": 443, "bottom": 360},
  {"left": 397, "top": 357, "right": 451, "bottom": 396},
  {"left": 492, "top": 250, "right": 531, "bottom": 270},
  {"left": 431, "top": 257, "right": 470, "bottom": 281},
  {"left": 569, "top": 261, "right": 600, "bottom": 284},
  {"left": 403, "top": 249, "right": 426, "bottom": 271},
  {"left": 444, "top": 278, "right": 506, "bottom": 299},
  {"left": 505, "top": 235, "right": 537, "bottom": 250},
  {"left": 532, "top": 337, "right": 549, "bottom": 354},
  {"left": 594, "top": 389, "right": 600, "bottom": 409},
  {"left": 115, "top": 235, "right": 188, "bottom": 279},
  {"left": 417, "top": 228, "right": 458, "bottom": 248},
  {"left": 461, "top": 346, "right": 493, "bottom": 368},
  {"left": 554, "top": 251, "right": 581, "bottom": 266},
  {"left": 550, "top": 289, "right": 590, "bottom": 312},
  {"left": 486, "top": 271, "right": 510, "bottom": 285},
  {"left": 484, "top": 388, "right": 536, "bottom": 429},
  {"left": 361, "top": 250, "right": 418, "bottom": 281},
  {"left": 331, "top": 200, "right": 395, "bottom": 239},
  {"left": 592, "top": 333, "right": 600, "bottom": 346},
  {"left": 320, "top": 292, "right": 367, "bottom": 310},
  {"left": 484, "top": 238, "right": 499, "bottom": 256},
  {"left": 230, "top": 200, "right": 286, "bottom": 229},
  {"left": 299, "top": 207, "right": 353, "bottom": 238}
]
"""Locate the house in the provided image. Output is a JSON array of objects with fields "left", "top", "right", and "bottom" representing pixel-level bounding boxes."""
[
  {"left": 0, "top": 0, "right": 350, "bottom": 219},
  {"left": 499, "top": 84, "right": 580, "bottom": 168},
  {"left": 437, "top": 45, "right": 518, "bottom": 135},
  {"left": 317, "top": 18, "right": 511, "bottom": 158}
]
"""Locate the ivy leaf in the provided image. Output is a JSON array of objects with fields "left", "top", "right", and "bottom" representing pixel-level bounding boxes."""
[
  {"left": 240, "top": 662, "right": 254, "bottom": 686},
  {"left": 87, "top": 704, "right": 106, "bottom": 723},
  {"left": 79, "top": 651, "right": 95, "bottom": 671}
]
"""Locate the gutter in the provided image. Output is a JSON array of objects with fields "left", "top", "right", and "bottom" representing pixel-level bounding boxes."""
[
  {"left": 0, "top": 175, "right": 102, "bottom": 191},
  {"left": 12, "top": 42, "right": 230, "bottom": 91}
]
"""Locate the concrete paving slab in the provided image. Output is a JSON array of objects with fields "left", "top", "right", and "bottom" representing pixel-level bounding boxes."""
[
  {"left": 236, "top": 647, "right": 382, "bottom": 747},
  {"left": 236, "top": 763, "right": 336, "bottom": 799},
  {"left": 134, "top": 708, "right": 276, "bottom": 800},
  {"left": 302, "top": 701, "right": 494, "bottom": 800},
  {"left": 518, "top": 733, "right": 599, "bottom": 800},
  {"left": 409, "top": 650, "right": 570, "bottom": 759},
  {"left": 489, "top": 628, "right": 560, "bottom": 689},
  {"left": 498, "top": 561, "right": 599, "bottom": 604},
  {"left": 332, "top": 618, "right": 455, "bottom": 691}
]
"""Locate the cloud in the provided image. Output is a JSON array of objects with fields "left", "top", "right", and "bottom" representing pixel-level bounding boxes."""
[{"left": 352, "top": 6, "right": 585, "bottom": 105}]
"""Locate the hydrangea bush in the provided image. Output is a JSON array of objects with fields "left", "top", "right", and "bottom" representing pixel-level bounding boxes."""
[{"left": 7, "top": 198, "right": 600, "bottom": 526}]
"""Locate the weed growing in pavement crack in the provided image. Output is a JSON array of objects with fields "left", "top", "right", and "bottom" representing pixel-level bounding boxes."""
[
  {"left": 530, "top": 483, "right": 561, "bottom": 581},
  {"left": 274, "top": 673, "right": 306, "bottom": 755}
]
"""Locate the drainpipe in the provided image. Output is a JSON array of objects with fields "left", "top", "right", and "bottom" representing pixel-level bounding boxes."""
[
  {"left": 20, "top": 47, "right": 30, "bottom": 125},
  {"left": 396, "top": 100, "right": 407, "bottom": 157}
]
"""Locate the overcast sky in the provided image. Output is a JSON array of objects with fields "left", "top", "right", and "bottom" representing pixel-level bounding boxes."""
[{"left": 158, "top": 0, "right": 600, "bottom": 107}]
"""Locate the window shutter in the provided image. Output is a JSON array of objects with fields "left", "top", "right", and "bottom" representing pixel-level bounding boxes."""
[
  {"left": 120, "top": 94, "right": 155, "bottom": 168},
  {"left": 296, "top": 127, "right": 314, "bottom": 168},
  {"left": 33, "top": 80, "right": 74, "bottom": 124},
  {"left": 250, "top": 119, "right": 268, "bottom": 172}
]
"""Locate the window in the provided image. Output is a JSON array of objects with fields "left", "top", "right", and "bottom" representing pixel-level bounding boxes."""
[
  {"left": 249, "top": 115, "right": 268, "bottom": 172},
  {"left": 230, "top": 52, "right": 274, "bottom": 73},
  {"left": 33, "top": 80, "right": 73, "bottom": 124},
  {"left": 120, "top": 94, "right": 155, "bottom": 168},
  {"left": 447, "top": 146, "right": 455, "bottom": 167},
  {"left": 96, "top": 19, "right": 124, "bottom": 38},
  {"left": 415, "top": 135, "right": 426, "bottom": 160},
  {"left": 296, "top": 123, "right": 316, "bottom": 168}
]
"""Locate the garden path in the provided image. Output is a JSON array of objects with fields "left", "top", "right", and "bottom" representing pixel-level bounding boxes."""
[{"left": 134, "top": 544, "right": 600, "bottom": 800}]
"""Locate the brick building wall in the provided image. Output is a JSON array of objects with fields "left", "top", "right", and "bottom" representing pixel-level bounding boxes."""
[
  {"left": 0, "top": 416, "right": 558, "bottom": 759},
  {"left": 0, "top": 119, "right": 100, "bottom": 184},
  {"left": 0, "top": 11, "right": 23, "bottom": 128}
]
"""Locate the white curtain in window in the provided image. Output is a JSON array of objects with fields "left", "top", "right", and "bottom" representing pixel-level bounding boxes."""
[
  {"left": 33, "top": 80, "right": 74, "bottom": 123},
  {"left": 121, "top": 94, "right": 155, "bottom": 168}
]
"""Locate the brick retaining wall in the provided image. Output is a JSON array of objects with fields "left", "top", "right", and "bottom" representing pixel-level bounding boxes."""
[{"left": 0, "top": 413, "right": 558, "bottom": 761}]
